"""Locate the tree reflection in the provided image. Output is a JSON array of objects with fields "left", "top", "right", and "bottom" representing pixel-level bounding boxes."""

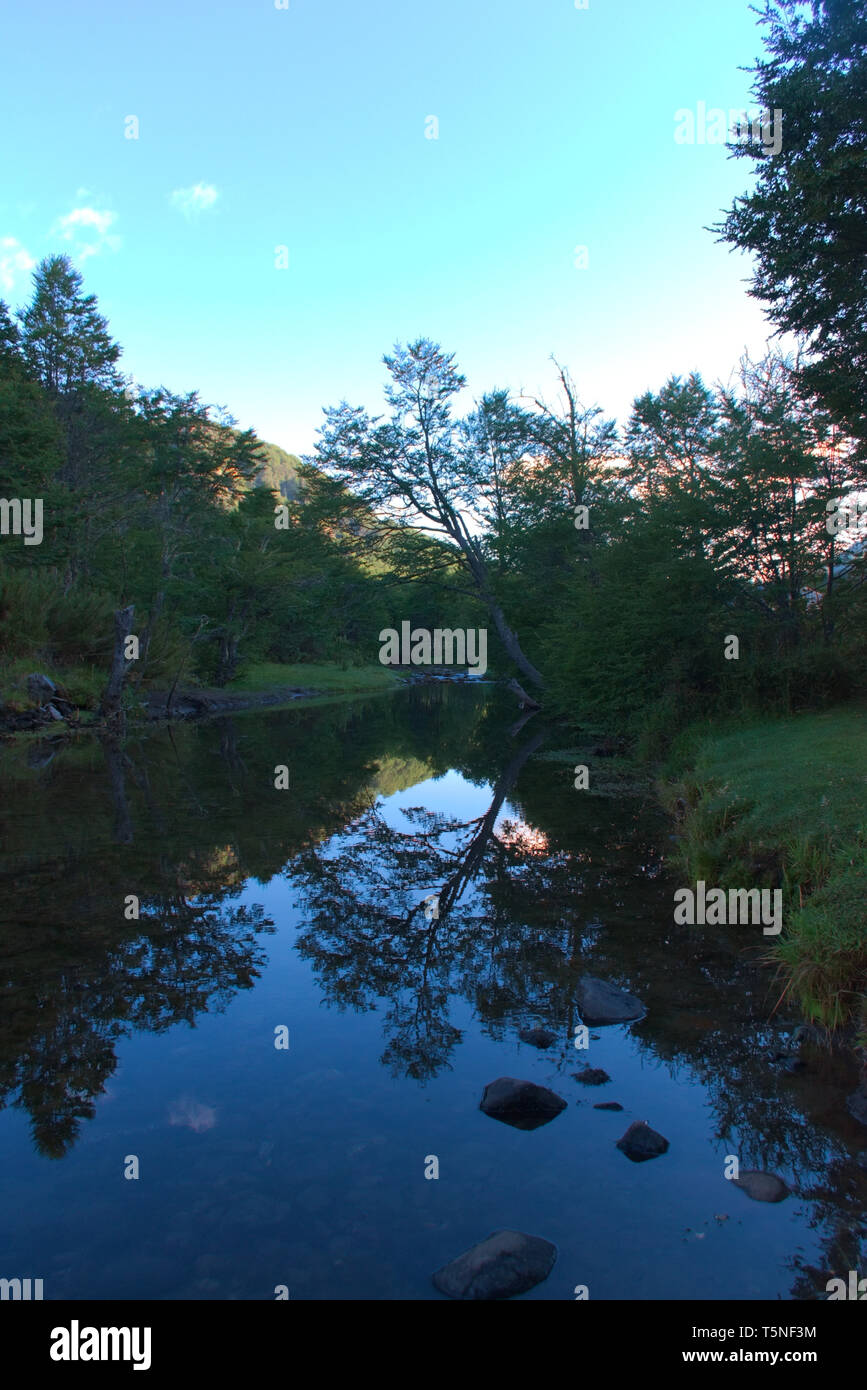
[
  {"left": 0, "top": 895, "right": 273, "bottom": 1157},
  {"left": 0, "top": 684, "right": 864, "bottom": 1294},
  {"left": 290, "top": 732, "right": 543, "bottom": 1079}
]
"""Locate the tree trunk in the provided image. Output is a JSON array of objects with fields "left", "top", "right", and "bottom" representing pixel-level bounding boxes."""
[
  {"left": 99, "top": 605, "right": 135, "bottom": 723},
  {"left": 99, "top": 735, "right": 134, "bottom": 844},
  {"left": 215, "top": 634, "right": 239, "bottom": 687},
  {"left": 462, "top": 546, "right": 545, "bottom": 689},
  {"left": 505, "top": 677, "right": 541, "bottom": 709}
]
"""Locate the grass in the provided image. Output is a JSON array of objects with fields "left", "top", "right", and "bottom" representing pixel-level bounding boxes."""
[
  {"left": 662, "top": 704, "right": 867, "bottom": 1035},
  {"left": 227, "top": 661, "right": 402, "bottom": 695},
  {"left": 0, "top": 658, "right": 106, "bottom": 710}
]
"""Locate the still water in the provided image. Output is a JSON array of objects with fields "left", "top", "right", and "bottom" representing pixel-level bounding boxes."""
[{"left": 0, "top": 685, "right": 864, "bottom": 1299}]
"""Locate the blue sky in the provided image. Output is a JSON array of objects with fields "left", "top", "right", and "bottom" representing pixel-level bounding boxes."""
[{"left": 0, "top": 0, "right": 779, "bottom": 455}]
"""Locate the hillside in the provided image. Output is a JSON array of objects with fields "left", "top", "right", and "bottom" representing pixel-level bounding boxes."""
[{"left": 254, "top": 439, "right": 304, "bottom": 499}]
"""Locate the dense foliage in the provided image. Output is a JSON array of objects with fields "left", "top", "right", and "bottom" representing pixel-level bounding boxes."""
[{"left": 2, "top": 252, "right": 865, "bottom": 739}]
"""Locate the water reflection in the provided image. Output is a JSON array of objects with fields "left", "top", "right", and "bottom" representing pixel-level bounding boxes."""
[{"left": 0, "top": 685, "right": 865, "bottom": 1298}]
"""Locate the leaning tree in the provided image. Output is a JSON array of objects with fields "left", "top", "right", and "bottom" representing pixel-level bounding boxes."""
[{"left": 311, "top": 339, "right": 545, "bottom": 690}]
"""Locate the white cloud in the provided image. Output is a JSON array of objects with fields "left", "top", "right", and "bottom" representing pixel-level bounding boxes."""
[
  {"left": 0, "top": 236, "right": 35, "bottom": 293},
  {"left": 55, "top": 204, "right": 121, "bottom": 261},
  {"left": 169, "top": 182, "right": 219, "bottom": 218}
]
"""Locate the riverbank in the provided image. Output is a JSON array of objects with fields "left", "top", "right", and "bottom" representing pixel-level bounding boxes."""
[
  {"left": 0, "top": 658, "right": 496, "bottom": 737},
  {"left": 662, "top": 703, "right": 867, "bottom": 1042},
  {"left": 0, "top": 659, "right": 402, "bottom": 734}
]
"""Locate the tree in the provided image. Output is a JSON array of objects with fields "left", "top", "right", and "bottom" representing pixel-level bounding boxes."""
[
  {"left": 18, "top": 254, "right": 122, "bottom": 397},
  {"left": 714, "top": 0, "right": 867, "bottom": 446},
  {"left": 0, "top": 298, "right": 62, "bottom": 507},
  {"left": 714, "top": 352, "right": 837, "bottom": 635},
  {"left": 522, "top": 360, "right": 621, "bottom": 519},
  {"left": 127, "top": 389, "right": 264, "bottom": 678},
  {"left": 312, "top": 339, "right": 545, "bottom": 689}
]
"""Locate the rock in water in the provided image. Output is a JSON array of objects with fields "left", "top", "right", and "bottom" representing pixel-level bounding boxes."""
[
  {"left": 575, "top": 976, "right": 645, "bottom": 1025},
  {"left": 432, "top": 1229, "right": 557, "bottom": 1300},
  {"left": 480, "top": 1076, "right": 567, "bottom": 1130},
  {"left": 594, "top": 1102, "right": 624, "bottom": 1111},
  {"left": 573, "top": 1066, "right": 611, "bottom": 1086},
  {"left": 518, "top": 1026, "right": 557, "bottom": 1049},
  {"left": 846, "top": 1085, "right": 867, "bottom": 1127},
  {"left": 616, "top": 1120, "right": 669, "bottom": 1162},
  {"left": 732, "top": 1170, "right": 790, "bottom": 1203}
]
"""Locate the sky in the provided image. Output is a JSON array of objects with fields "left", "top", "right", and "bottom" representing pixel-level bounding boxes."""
[{"left": 0, "top": 0, "right": 782, "bottom": 456}]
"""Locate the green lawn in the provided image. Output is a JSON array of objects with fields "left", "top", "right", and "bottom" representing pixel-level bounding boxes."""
[
  {"left": 228, "top": 661, "right": 401, "bottom": 695},
  {"left": 665, "top": 705, "right": 867, "bottom": 1033}
]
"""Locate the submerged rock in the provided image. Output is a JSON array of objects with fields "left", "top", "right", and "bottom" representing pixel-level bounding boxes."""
[
  {"left": 518, "top": 1026, "right": 557, "bottom": 1049},
  {"left": 732, "top": 1170, "right": 790, "bottom": 1203},
  {"left": 573, "top": 1067, "right": 611, "bottom": 1086},
  {"left": 480, "top": 1076, "right": 567, "bottom": 1130},
  {"left": 432, "top": 1229, "right": 557, "bottom": 1300},
  {"left": 575, "top": 976, "right": 645, "bottom": 1026},
  {"left": 616, "top": 1120, "right": 669, "bottom": 1162},
  {"left": 594, "top": 1101, "right": 624, "bottom": 1111}
]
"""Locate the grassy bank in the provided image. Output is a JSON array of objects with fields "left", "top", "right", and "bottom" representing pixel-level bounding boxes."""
[
  {"left": 0, "top": 658, "right": 402, "bottom": 731},
  {"left": 663, "top": 704, "right": 867, "bottom": 1036},
  {"left": 226, "top": 661, "right": 400, "bottom": 696},
  {"left": 0, "top": 658, "right": 105, "bottom": 711}
]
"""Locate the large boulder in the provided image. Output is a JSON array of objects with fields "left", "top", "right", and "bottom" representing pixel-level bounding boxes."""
[
  {"left": 432, "top": 1229, "right": 557, "bottom": 1300},
  {"left": 480, "top": 1076, "right": 567, "bottom": 1130},
  {"left": 576, "top": 976, "right": 645, "bottom": 1025},
  {"left": 732, "top": 1170, "right": 790, "bottom": 1203},
  {"left": 616, "top": 1120, "right": 669, "bottom": 1162},
  {"left": 26, "top": 673, "right": 57, "bottom": 702}
]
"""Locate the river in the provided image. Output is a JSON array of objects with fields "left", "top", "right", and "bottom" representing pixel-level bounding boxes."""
[{"left": 0, "top": 684, "right": 864, "bottom": 1299}]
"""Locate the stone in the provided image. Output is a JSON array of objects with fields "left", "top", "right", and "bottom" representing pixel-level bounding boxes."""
[
  {"left": 732, "top": 1170, "right": 790, "bottom": 1203},
  {"left": 616, "top": 1120, "right": 669, "bottom": 1162},
  {"left": 432, "top": 1229, "right": 557, "bottom": 1300},
  {"left": 573, "top": 1067, "right": 611, "bottom": 1086},
  {"left": 518, "top": 1026, "right": 557, "bottom": 1049},
  {"left": 575, "top": 975, "right": 645, "bottom": 1025},
  {"left": 846, "top": 1085, "right": 867, "bottom": 1127},
  {"left": 27, "top": 673, "right": 57, "bottom": 701},
  {"left": 479, "top": 1076, "right": 567, "bottom": 1130},
  {"left": 594, "top": 1102, "right": 624, "bottom": 1111}
]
